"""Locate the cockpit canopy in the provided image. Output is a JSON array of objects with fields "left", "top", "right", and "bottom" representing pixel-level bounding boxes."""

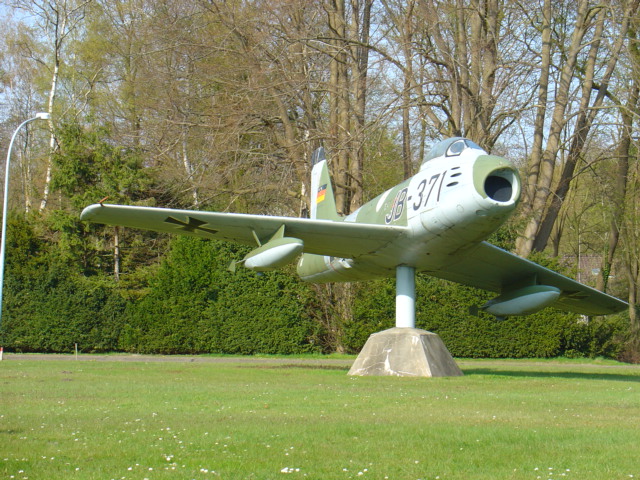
[{"left": 420, "top": 137, "right": 485, "bottom": 171}]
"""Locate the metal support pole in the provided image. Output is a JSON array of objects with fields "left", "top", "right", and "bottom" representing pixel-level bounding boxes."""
[
  {"left": 0, "top": 113, "right": 50, "bottom": 331},
  {"left": 395, "top": 265, "right": 416, "bottom": 328}
]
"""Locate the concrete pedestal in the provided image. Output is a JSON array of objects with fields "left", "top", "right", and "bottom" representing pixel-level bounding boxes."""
[{"left": 348, "top": 327, "right": 463, "bottom": 377}]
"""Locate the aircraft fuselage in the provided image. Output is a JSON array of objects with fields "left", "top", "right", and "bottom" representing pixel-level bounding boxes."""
[{"left": 297, "top": 141, "right": 520, "bottom": 282}]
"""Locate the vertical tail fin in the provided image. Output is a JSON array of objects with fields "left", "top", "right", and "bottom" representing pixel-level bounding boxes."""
[{"left": 310, "top": 147, "right": 341, "bottom": 221}]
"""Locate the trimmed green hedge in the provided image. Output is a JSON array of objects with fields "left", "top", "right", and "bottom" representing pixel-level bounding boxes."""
[
  {"left": 0, "top": 217, "right": 630, "bottom": 359},
  {"left": 344, "top": 275, "right": 627, "bottom": 359},
  {"left": 1, "top": 218, "right": 127, "bottom": 352},
  {"left": 116, "top": 237, "right": 323, "bottom": 354}
]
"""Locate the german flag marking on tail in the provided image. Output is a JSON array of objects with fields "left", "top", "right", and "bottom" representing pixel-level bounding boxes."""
[{"left": 316, "top": 184, "right": 327, "bottom": 203}]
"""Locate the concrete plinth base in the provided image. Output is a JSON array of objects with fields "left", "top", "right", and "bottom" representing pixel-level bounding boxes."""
[{"left": 348, "top": 327, "right": 463, "bottom": 377}]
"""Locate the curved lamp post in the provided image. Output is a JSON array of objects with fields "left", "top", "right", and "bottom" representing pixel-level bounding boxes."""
[{"left": 0, "top": 112, "right": 50, "bottom": 331}]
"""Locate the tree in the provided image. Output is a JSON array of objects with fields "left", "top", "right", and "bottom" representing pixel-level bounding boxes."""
[
  {"left": 50, "top": 122, "right": 153, "bottom": 277},
  {"left": 516, "top": 0, "right": 639, "bottom": 257},
  {"left": 2, "top": 0, "right": 93, "bottom": 211}
]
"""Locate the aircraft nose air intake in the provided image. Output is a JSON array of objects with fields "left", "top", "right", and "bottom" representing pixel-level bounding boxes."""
[
  {"left": 485, "top": 173, "right": 513, "bottom": 202},
  {"left": 473, "top": 155, "right": 520, "bottom": 204}
]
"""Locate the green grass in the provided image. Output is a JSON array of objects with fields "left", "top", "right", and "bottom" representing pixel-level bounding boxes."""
[{"left": 1, "top": 358, "right": 639, "bottom": 480}]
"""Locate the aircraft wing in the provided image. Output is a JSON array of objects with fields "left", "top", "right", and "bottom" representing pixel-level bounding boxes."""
[
  {"left": 80, "top": 204, "right": 407, "bottom": 258},
  {"left": 428, "top": 241, "right": 628, "bottom": 316}
]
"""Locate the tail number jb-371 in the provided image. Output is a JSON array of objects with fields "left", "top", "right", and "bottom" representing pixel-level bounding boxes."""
[
  {"left": 412, "top": 171, "right": 447, "bottom": 211},
  {"left": 385, "top": 170, "right": 448, "bottom": 224}
]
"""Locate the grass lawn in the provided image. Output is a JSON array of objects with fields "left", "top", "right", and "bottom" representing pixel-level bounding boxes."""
[{"left": 1, "top": 357, "right": 639, "bottom": 480}]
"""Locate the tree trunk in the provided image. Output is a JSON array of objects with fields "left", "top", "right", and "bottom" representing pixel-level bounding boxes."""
[
  {"left": 597, "top": 4, "right": 640, "bottom": 292},
  {"left": 114, "top": 226, "right": 121, "bottom": 282},
  {"left": 348, "top": 0, "right": 372, "bottom": 212},
  {"left": 522, "top": 0, "right": 551, "bottom": 211},
  {"left": 531, "top": 2, "right": 637, "bottom": 254},
  {"left": 515, "top": 0, "right": 595, "bottom": 257},
  {"left": 181, "top": 125, "right": 200, "bottom": 207},
  {"left": 18, "top": 130, "right": 34, "bottom": 213},
  {"left": 327, "top": 0, "right": 350, "bottom": 214},
  {"left": 39, "top": 58, "right": 60, "bottom": 212},
  {"left": 626, "top": 259, "right": 639, "bottom": 327}
]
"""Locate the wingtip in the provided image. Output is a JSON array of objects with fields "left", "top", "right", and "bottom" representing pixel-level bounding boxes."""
[{"left": 80, "top": 204, "right": 102, "bottom": 221}]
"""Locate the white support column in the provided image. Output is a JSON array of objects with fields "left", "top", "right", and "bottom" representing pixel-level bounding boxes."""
[{"left": 396, "top": 265, "right": 416, "bottom": 328}]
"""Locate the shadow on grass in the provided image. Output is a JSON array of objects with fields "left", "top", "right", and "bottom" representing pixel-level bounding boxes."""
[
  {"left": 240, "top": 364, "right": 351, "bottom": 372},
  {"left": 463, "top": 368, "right": 640, "bottom": 382}
]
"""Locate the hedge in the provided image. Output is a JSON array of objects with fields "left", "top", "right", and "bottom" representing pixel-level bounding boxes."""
[{"left": 0, "top": 219, "right": 630, "bottom": 359}]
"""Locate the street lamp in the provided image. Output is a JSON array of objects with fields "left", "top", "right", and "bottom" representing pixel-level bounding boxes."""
[{"left": 0, "top": 112, "right": 50, "bottom": 331}]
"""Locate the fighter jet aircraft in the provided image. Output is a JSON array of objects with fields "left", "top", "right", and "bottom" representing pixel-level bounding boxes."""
[{"left": 81, "top": 138, "right": 627, "bottom": 328}]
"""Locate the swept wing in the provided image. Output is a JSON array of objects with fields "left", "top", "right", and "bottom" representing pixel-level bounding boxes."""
[
  {"left": 429, "top": 242, "right": 627, "bottom": 315},
  {"left": 80, "top": 204, "right": 406, "bottom": 258},
  {"left": 80, "top": 204, "right": 627, "bottom": 316}
]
